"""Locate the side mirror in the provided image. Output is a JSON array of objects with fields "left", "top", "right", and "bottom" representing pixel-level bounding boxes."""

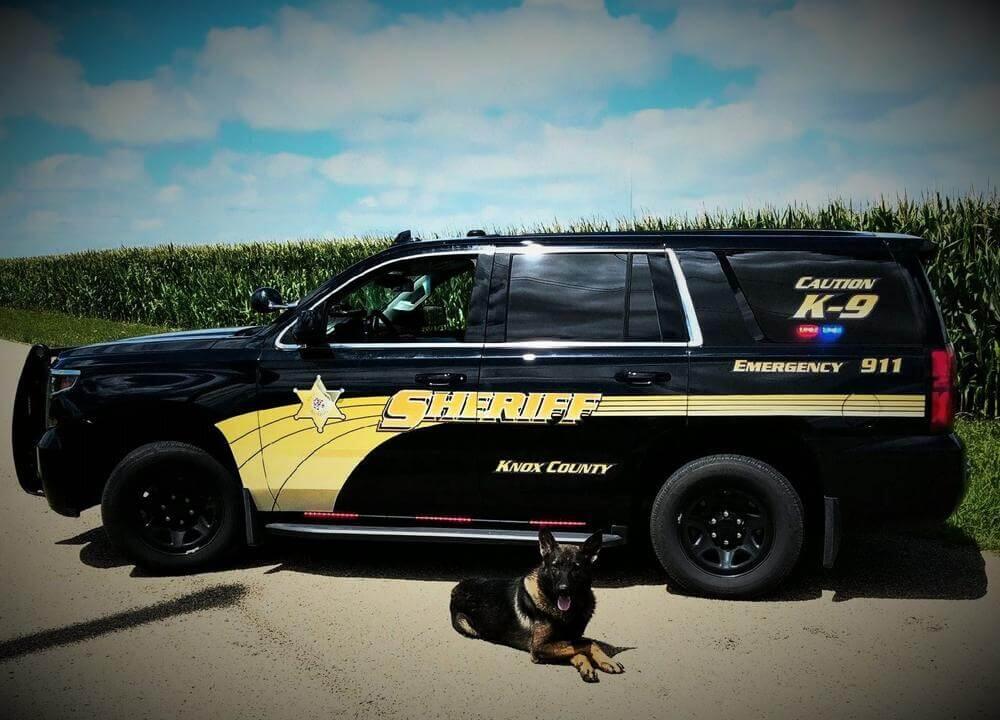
[
  {"left": 292, "top": 305, "right": 328, "bottom": 346},
  {"left": 251, "top": 287, "right": 296, "bottom": 314}
]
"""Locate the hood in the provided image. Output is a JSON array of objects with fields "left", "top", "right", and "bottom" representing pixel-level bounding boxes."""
[{"left": 55, "top": 326, "right": 261, "bottom": 361}]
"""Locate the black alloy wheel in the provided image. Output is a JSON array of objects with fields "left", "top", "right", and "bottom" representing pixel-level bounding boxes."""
[
  {"left": 649, "top": 454, "right": 804, "bottom": 598},
  {"left": 677, "top": 484, "right": 772, "bottom": 576},
  {"left": 102, "top": 441, "right": 243, "bottom": 573},
  {"left": 135, "top": 473, "right": 223, "bottom": 554}
]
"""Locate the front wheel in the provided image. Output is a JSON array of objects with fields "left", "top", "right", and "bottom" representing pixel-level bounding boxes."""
[
  {"left": 650, "top": 454, "right": 804, "bottom": 598},
  {"left": 101, "top": 441, "right": 243, "bottom": 573}
]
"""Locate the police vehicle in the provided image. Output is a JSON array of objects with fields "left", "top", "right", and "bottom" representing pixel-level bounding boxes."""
[{"left": 12, "top": 230, "right": 966, "bottom": 597}]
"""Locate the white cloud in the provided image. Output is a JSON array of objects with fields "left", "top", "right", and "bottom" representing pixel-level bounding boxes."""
[
  {"left": 0, "top": 9, "right": 216, "bottom": 143},
  {"left": 193, "top": 1, "right": 661, "bottom": 132},
  {"left": 840, "top": 84, "right": 1000, "bottom": 147},
  {"left": 1, "top": 2, "right": 665, "bottom": 143},
  {"left": 1, "top": 0, "right": 999, "bottom": 256},
  {"left": 669, "top": 0, "right": 998, "bottom": 94},
  {"left": 133, "top": 217, "right": 164, "bottom": 231}
]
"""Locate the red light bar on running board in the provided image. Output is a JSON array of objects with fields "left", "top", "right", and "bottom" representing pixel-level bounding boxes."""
[
  {"left": 529, "top": 519, "right": 588, "bottom": 528},
  {"left": 414, "top": 515, "right": 473, "bottom": 524},
  {"left": 303, "top": 511, "right": 359, "bottom": 520}
]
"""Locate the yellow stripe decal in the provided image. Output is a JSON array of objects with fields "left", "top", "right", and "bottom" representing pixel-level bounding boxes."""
[{"left": 216, "top": 389, "right": 925, "bottom": 512}]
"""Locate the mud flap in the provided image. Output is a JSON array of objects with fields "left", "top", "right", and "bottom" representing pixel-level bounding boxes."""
[
  {"left": 822, "top": 495, "right": 841, "bottom": 568},
  {"left": 243, "top": 488, "right": 262, "bottom": 547}
]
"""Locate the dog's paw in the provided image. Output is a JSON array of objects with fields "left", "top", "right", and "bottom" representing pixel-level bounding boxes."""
[
  {"left": 597, "top": 659, "right": 625, "bottom": 674},
  {"left": 578, "top": 666, "right": 600, "bottom": 683}
]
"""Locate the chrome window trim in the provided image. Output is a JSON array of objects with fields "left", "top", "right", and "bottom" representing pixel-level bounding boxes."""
[
  {"left": 667, "top": 247, "right": 703, "bottom": 347},
  {"left": 274, "top": 244, "right": 703, "bottom": 351}
]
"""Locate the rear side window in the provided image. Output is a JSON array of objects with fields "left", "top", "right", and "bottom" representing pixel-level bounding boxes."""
[
  {"left": 726, "top": 251, "right": 924, "bottom": 344},
  {"left": 505, "top": 252, "right": 689, "bottom": 342}
]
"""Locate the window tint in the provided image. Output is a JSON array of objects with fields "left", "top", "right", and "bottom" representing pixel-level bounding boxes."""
[
  {"left": 507, "top": 253, "right": 627, "bottom": 341},
  {"left": 329, "top": 255, "right": 477, "bottom": 342},
  {"left": 626, "top": 254, "right": 659, "bottom": 340},
  {"left": 504, "top": 252, "right": 690, "bottom": 343},
  {"left": 645, "top": 254, "right": 689, "bottom": 342},
  {"left": 727, "top": 250, "right": 923, "bottom": 345}
]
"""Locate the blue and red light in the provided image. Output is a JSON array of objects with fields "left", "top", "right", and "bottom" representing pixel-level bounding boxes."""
[{"left": 795, "top": 323, "right": 843, "bottom": 341}]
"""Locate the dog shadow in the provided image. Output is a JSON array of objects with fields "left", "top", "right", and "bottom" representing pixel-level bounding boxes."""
[{"left": 62, "top": 524, "right": 988, "bottom": 601}]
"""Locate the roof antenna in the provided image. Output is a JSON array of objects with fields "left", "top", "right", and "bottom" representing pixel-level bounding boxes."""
[{"left": 628, "top": 138, "right": 635, "bottom": 228}]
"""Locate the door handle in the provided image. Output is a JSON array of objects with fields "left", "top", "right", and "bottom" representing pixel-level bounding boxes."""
[
  {"left": 415, "top": 372, "right": 466, "bottom": 388},
  {"left": 615, "top": 370, "right": 671, "bottom": 386}
]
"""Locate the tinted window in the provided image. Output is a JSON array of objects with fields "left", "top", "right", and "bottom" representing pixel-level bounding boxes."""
[
  {"left": 647, "top": 254, "right": 689, "bottom": 341},
  {"left": 507, "top": 253, "right": 627, "bottom": 341},
  {"left": 626, "top": 254, "right": 659, "bottom": 340},
  {"left": 505, "top": 252, "right": 690, "bottom": 342},
  {"left": 727, "top": 251, "right": 923, "bottom": 344}
]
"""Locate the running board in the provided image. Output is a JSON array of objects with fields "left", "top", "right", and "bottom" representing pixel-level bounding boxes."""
[{"left": 263, "top": 523, "right": 625, "bottom": 546}]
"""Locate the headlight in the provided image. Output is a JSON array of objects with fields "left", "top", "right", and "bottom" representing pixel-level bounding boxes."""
[{"left": 49, "top": 369, "right": 80, "bottom": 396}]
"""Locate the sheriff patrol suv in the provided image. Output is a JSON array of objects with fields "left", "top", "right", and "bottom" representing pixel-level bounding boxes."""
[{"left": 12, "top": 230, "right": 966, "bottom": 597}]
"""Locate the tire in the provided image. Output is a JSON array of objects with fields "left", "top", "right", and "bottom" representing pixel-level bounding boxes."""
[
  {"left": 649, "top": 454, "right": 804, "bottom": 598},
  {"left": 101, "top": 441, "right": 243, "bottom": 573}
]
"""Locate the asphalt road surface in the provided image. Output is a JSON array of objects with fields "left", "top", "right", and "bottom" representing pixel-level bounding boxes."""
[{"left": 0, "top": 339, "right": 997, "bottom": 720}]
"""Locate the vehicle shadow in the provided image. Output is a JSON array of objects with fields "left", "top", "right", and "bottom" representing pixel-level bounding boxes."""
[
  {"left": 772, "top": 527, "right": 988, "bottom": 602},
  {"left": 0, "top": 583, "right": 247, "bottom": 662},
  {"left": 63, "top": 525, "right": 988, "bottom": 602}
]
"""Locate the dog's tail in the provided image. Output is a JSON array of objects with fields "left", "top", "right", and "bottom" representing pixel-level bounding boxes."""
[
  {"left": 451, "top": 612, "right": 479, "bottom": 638},
  {"left": 449, "top": 582, "right": 480, "bottom": 638}
]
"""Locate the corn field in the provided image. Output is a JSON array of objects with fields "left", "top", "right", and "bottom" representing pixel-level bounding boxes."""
[{"left": 0, "top": 194, "right": 997, "bottom": 417}]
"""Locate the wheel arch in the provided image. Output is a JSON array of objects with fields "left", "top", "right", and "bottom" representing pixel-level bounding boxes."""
[
  {"left": 82, "top": 402, "right": 242, "bottom": 507},
  {"left": 628, "top": 419, "right": 824, "bottom": 537}
]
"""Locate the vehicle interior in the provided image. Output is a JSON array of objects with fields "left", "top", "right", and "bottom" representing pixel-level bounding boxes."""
[{"left": 325, "top": 256, "right": 476, "bottom": 343}]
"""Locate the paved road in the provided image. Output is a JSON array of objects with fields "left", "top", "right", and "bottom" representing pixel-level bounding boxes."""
[{"left": 0, "top": 339, "right": 997, "bottom": 719}]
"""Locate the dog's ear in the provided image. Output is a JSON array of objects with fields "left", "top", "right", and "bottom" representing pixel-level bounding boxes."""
[
  {"left": 580, "top": 532, "right": 602, "bottom": 565},
  {"left": 538, "top": 529, "right": 557, "bottom": 559}
]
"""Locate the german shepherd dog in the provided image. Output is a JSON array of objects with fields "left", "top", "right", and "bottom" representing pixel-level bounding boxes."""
[{"left": 450, "top": 530, "right": 625, "bottom": 683}]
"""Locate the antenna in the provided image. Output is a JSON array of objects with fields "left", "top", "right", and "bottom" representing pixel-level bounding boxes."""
[{"left": 628, "top": 138, "right": 635, "bottom": 227}]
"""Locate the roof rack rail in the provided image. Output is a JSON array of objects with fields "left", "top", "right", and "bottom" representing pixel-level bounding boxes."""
[
  {"left": 393, "top": 229, "right": 419, "bottom": 244},
  {"left": 466, "top": 229, "right": 487, "bottom": 237}
]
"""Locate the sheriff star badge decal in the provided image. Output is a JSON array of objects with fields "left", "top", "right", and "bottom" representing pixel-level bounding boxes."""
[{"left": 293, "top": 376, "right": 346, "bottom": 432}]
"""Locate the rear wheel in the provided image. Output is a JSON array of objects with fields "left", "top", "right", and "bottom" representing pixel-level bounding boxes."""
[
  {"left": 650, "top": 454, "right": 803, "bottom": 598},
  {"left": 101, "top": 442, "right": 242, "bottom": 573}
]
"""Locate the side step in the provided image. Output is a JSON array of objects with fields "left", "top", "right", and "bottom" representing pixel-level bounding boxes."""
[{"left": 264, "top": 523, "right": 625, "bottom": 546}]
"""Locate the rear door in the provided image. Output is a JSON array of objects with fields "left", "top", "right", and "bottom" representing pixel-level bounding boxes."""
[{"left": 473, "top": 246, "right": 695, "bottom": 526}]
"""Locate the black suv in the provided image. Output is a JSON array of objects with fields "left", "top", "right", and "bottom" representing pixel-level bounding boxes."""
[{"left": 13, "top": 230, "right": 966, "bottom": 597}]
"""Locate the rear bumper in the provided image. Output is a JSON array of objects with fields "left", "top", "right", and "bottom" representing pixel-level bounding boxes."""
[{"left": 827, "top": 432, "right": 967, "bottom": 524}]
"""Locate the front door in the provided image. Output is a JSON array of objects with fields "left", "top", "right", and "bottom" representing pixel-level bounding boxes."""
[
  {"left": 475, "top": 248, "right": 693, "bottom": 527},
  {"left": 256, "top": 249, "right": 490, "bottom": 516}
]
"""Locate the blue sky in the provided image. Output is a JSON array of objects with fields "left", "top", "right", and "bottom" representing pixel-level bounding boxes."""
[{"left": 0, "top": 0, "right": 997, "bottom": 257}]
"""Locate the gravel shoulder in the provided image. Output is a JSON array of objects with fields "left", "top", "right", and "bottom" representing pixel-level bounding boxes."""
[{"left": 0, "top": 340, "right": 996, "bottom": 720}]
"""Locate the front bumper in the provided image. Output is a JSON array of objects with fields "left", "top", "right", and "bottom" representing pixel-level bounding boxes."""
[
  {"left": 36, "top": 427, "right": 88, "bottom": 517},
  {"left": 825, "top": 432, "right": 967, "bottom": 525}
]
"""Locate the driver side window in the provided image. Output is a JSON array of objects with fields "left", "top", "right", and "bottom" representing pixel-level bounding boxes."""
[{"left": 326, "top": 255, "right": 477, "bottom": 343}]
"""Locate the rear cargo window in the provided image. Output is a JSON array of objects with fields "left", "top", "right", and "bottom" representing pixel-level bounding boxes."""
[
  {"left": 505, "top": 252, "right": 688, "bottom": 342},
  {"left": 726, "top": 251, "right": 923, "bottom": 345}
]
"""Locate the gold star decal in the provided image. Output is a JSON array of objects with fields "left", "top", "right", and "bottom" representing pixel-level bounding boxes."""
[{"left": 293, "top": 376, "right": 346, "bottom": 432}]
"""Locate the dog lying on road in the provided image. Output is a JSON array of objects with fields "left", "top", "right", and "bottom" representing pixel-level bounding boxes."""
[{"left": 450, "top": 530, "right": 625, "bottom": 683}]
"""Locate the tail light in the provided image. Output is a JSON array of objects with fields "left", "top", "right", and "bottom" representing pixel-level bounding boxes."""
[{"left": 929, "top": 346, "right": 956, "bottom": 431}]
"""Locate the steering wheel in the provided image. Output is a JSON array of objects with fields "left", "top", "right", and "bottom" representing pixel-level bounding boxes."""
[
  {"left": 329, "top": 305, "right": 365, "bottom": 319},
  {"left": 368, "top": 309, "right": 400, "bottom": 337}
]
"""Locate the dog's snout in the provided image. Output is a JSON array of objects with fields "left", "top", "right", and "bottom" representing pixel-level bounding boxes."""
[{"left": 557, "top": 583, "right": 570, "bottom": 593}]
